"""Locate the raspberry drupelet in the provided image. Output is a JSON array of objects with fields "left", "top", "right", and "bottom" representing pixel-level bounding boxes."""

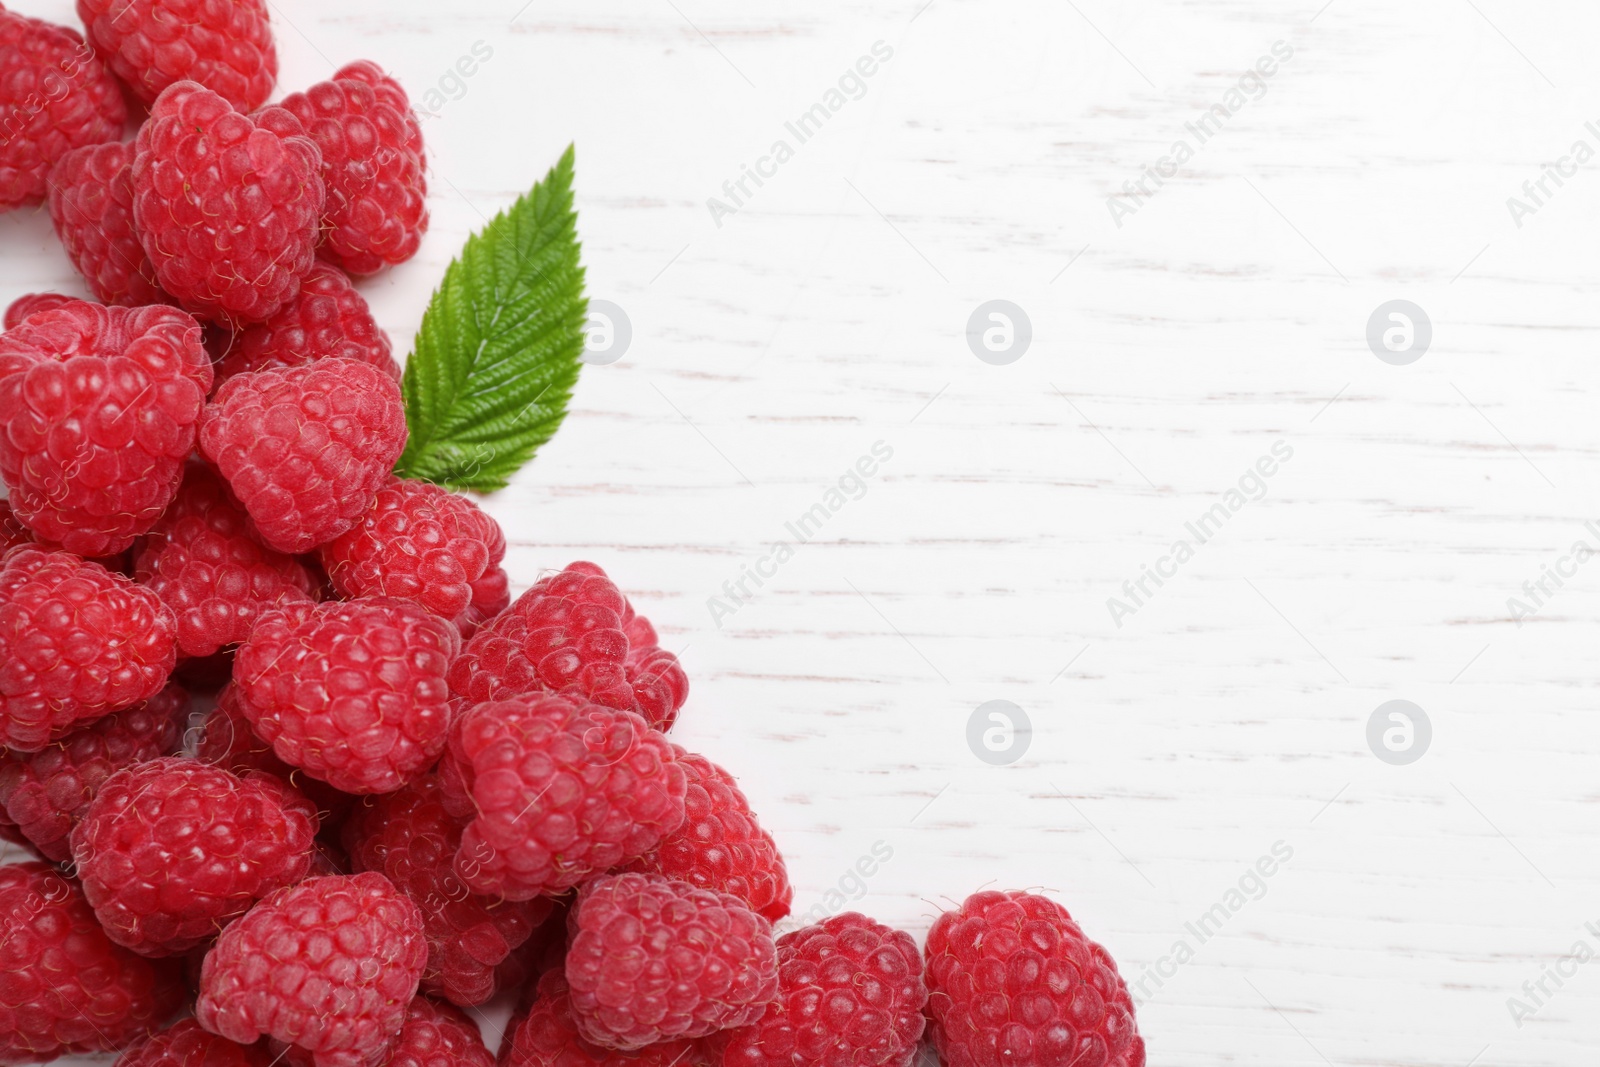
[
  {"left": 0, "top": 683, "right": 187, "bottom": 861},
  {"left": 443, "top": 694, "right": 686, "bottom": 901},
  {"left": 71, "top": 756, "right": 319, "bottom": 956},
  {"left": 195, "top": 872, "right": 428, "bottom": 1067},
  {"left": 924, "top": 890, "right": 1145, "bottom": 1067},
  {"left": 0, "top": 548, "right": 178, "bottom": 751},
  {"left": 0, "top": 300, "right": 212, "bottom": 555},
  {"left": 198, "top": 358, "right": 408, "bottom": 554},
  {"left": 449, "top": 562, "right": 688, "bottom": 731},
  {"left": 624, "top": 749, "right": 792, "bottom": 922},
  {"left": 704, "top": 912, "right": 926, "bottom": 1067},
  {"left": 233, "top": 597, "right": 459, "bottom": 795},
  {"left": 212, "top": 263, "right": 397, "bottom": 386},
  {"left": 0, "top": 7, "right": 125, "bottom": 210},
  {"left": 132, "top": 82, "right": 323, "bottom": 326},
  {"left": 320, "top": 476, "right": 507, "bottom": 627},
  {"left": 500, "top": 968, "right": 697, "bottom": 1067},
  {"left": 342, "top": 775, "right": 556, "bottom": 1007},
  {"left": 0, "top": 861, "right": 185, "bottom": 1062},
  {"left": 134, "top": 461, "right": 321, "bottom": 658},
  {"left": 48, "top": 140, "right": 169, "bottom": 307},
  {"left": 279, "top": 60, "right": 428, "bottom": 275},
  {"left": 565, "top": 871, "right": 780, "bottom": 1050},
  {"left": 75, "top": 0, "right": 277, "bottom": 112}
]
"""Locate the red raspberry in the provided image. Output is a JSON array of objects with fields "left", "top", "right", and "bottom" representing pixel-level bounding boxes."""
[
  {"left": 48, "top": 140, "right": 169, "bottom": 307},
  {"left": 76, "top": 0, "right": 276, "bottom": 112},
  {"left": 279, "top": 61, "right": 427, "bottom": 276},
  {"left": 321, "top": 477, "right": 507, "bottom": 625},
  {"left": 233, "top": 597, "right": 459, "bottom": 794},
  {"left": 624, "top": 750, "right": 791, "bottom": 923},
  {"left": 0, "top": 806, "right": 36, "bottom": 858},
  {"left": 194, "top": 682, "right": 355, "bottom": 821},
  {"left": 199, "top": 358, "right": 408, "bottom": 553},
  {"left": 134, "top": 462, "right": 320, "bottom": 657},
  {"left": 0, "top": 498, "right": 32, "bottom": 555},
  {"left": 72, "top": 756, "right": 319, "bottom": 955},
  {"left": 924, "top": 891, "right": 1145, "bottom": 1067},
  {"left": 117, "top": 1020, "right": 271, "bottom": 1067},
  {"left": 3, "top": 292, "right": 77, "bottom": 330},
  {"left": 704, "top": 913, "right": 925, "bottom": 1067},
  {"left": 0, "top": 8, "right": 124, "bottom": 210},
  {"left": 196, "top": 872, "right": 428, "bottom": 1067},
  {"left": 0, "top": 861, "right": 185, "bottom": 1062},
  {"left": 454, "top": 566, "right": 510, "bottom": 639},
  {"left": 566, "top": 872, "right": 779, "bottom": 1050},
  {"left": 213, "top": 263, "right": 397, "bottom": 386},
  {"left": 445, "top": 695, "right": 686, "bottom": 901},
  {"left": 132, "top": 82, "right": 324, "bottom": 326},
  {"left": 449, "top": 562, "right": 688, "bottom": 731},
  {"left": 0, "top": 682, "right": 186, "bottom": 861},
  {"left": 379, "top": 996, "right": 495, "bottom": 1067},
  {"left": 344, "top": 776, "right": 556, "bottom": 1006},
  {"left": 501, "top": 968, "right": 697, "bottom": 1067},
  {"left": 0, "top": 548, "right": 177, "bottom": 751},
  {"left": 0, "top": 300, "right": 212, "bottom": 555}
]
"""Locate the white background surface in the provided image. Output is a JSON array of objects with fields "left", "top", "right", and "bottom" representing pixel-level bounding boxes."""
[{"left": 6, "top": 0, "right": 1600, "bottom": 1063}]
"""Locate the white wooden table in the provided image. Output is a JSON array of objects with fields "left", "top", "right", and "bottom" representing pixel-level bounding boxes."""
[{"left": 8, "top": 0, "right": 1600, "bottom": 1063}]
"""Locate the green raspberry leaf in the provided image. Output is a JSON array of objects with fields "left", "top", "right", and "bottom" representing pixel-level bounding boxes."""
[{"left": 396, "top": 144, "right": 586, "bottom": 491}]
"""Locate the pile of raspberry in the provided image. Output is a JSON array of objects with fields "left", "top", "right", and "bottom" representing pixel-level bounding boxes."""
[{"left": 0, "top": 4, "right": 1146, "bottom": 1067}]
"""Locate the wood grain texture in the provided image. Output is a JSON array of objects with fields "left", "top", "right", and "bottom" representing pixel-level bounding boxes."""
[{"left": 6, "top": 0, "right": 1600, "bottom": 1063}]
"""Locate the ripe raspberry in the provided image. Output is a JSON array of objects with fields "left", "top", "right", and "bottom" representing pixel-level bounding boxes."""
[
  {"left": 279, "top": 61, "right": 427, "bottom": 275},
  {"left": 3, "top": 292, "right": 76, "bottom": 330},
  {"left": 48, "top": 140, "right": 169, "bottom": 307},
  {"left": 117, "top": 1020, "right": 271, "bottom": 1067},
  {"left": 0, "top": 548, "right": 177, "bottom": 751},
  {"left": 0, "top": 499, "right": 32, "bottom": 555},
  {"left": 0, "top": 682, "right": 186, "bottom": 861},
  {"left": 199, "top": 358, "right": 408, "bottom": 553},
  {"left": 566, "top": 872, "right": 779, "bottom": 1050},
  {"left": 76, "top": 0, "right": 276, "bottom": 112},
  {"left": 381, "top": 996, "right": 495, "bottom": 1067},
  {"left": 624, "top": 750, "right": 791, "bottom": 923},
  {"left": 501, "top": 968, "right": 697, "bottom": 1067},
  {"left": 213, "top": 263, "right": 397, "bottom": 386},
  {"left": 321, "top": 477, "right": 507, "bottom": 625},
  {"left": 193, "top": 682, "right": 354, "bottom": 820},
  {"left": 343, "top": 776, "right": 556, "bottom": 1007},
  {"left": 449, "top": 562, "right": 688, "bottom": 731},
  {"left": 454, "top": 566, "right": 510, "bottom": 639},
  {"left": 0, "top": 8, "right": 124, "bottom": 209},
  {"left": 704, "top": 913, "right": 925, "bottom": 1067},
  {"left": 924, "top": 891, "right": 1145, "bottom": 1067},
  {"left": 445, "top": 695, "right": 686, "bottom": 901},
  {"left": 233, "top": 597, "right": 459, "bottom": 794},
  {"left": 72, "top": 756, "right": 319, "bottom": 955},
  {"left": 0, "top": 861, "right": 185, "bottom": 1062},
  {"left": 134, "top": 462, "right": 320, "bottom": 657},
  {"left": 132, "top": 82, "right": 324, "bottom": 326},
  {"left": 0, "top": 300, "right": 212, "bottom": 555},
  {"left": 196, "top": 873, "right": 427, "bottom": 1067}
]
